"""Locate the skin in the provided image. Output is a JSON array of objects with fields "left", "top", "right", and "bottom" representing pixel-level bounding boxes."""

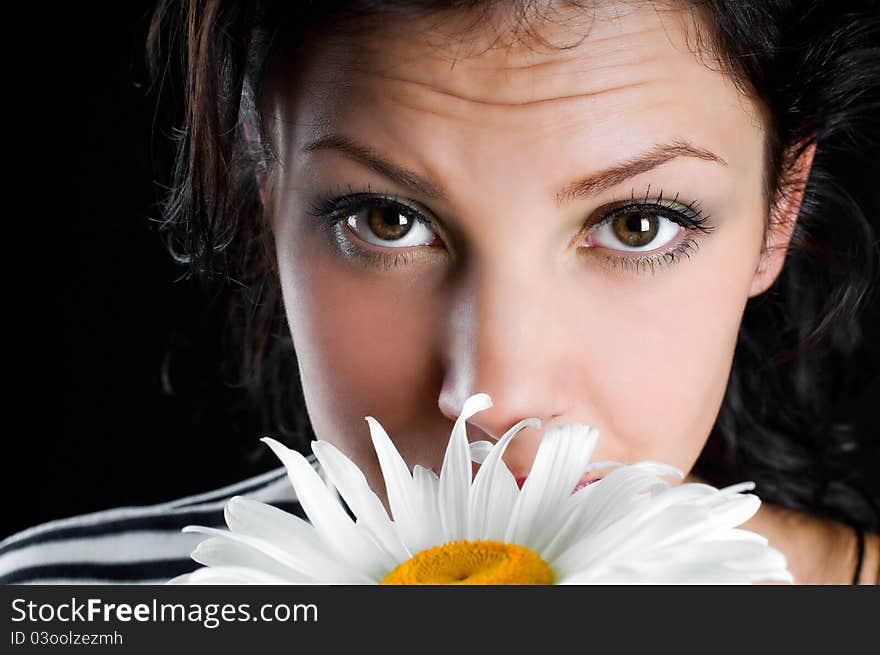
[{"left": 256, "top": 2, "right": 873, "bottom": 582}]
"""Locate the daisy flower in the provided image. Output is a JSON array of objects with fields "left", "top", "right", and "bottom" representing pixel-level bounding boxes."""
[{"left": 169, "top": 393, "right": 792, "bottom": 585}]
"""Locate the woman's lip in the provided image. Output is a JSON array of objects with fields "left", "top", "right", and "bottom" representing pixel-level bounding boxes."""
[
  {"left": 572, "top": 476, "right": 602, "bottom": 493},
  {"left": 514, "top": 475, "right": 602, "bottom": 492}
]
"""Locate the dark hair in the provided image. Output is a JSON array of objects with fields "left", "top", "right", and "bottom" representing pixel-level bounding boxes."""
[{"left": 146, "top": 0, "right": 880, "bottom": 532}]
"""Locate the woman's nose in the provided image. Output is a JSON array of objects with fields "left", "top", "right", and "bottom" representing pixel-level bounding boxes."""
[{"left": 437, "top": 259, "right": 571, "bottom": 478}]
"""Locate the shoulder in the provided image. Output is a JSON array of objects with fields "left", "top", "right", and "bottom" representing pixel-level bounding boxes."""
[{"left": 0, "top": 456, "right": 318, "bottom": 585}]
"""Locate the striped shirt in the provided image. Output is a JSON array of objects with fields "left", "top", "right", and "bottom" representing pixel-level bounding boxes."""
[{"left": 0, "top": 457, "right": 324, "bottom": 585}]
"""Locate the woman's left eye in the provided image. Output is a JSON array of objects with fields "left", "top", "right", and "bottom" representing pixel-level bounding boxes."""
[{"left": 587, "top": 206, "right": 691, "bottom": 253}]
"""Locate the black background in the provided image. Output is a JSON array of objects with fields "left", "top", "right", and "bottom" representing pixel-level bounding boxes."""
[
  {"left": 4, "top": 4, "right": 879, "bottom": 539},
  {"left": 6, "top": 4, "right": 275, "bottom": 538}
]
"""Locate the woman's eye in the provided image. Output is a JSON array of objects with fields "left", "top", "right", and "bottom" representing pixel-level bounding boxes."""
[
  {"left": 343, "top": 203, "right": 439, "bottom": 248},
  {"left": 588, "top": 208, "right": 683, "bottom": 253}
]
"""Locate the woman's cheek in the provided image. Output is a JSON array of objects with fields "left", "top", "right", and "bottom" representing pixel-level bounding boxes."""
[
  {"left": 583, "top": 236, "right": 753, "bottom": 473},
  {"left": 281, "top": 233, "right": 446, "bottom": 460}
]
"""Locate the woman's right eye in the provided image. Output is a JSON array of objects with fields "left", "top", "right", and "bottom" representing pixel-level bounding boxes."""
[
  {"left": 343, "top": 202, "right": 440, "bottom": 248},
  {"left": 307, "top": 193, "right": 442, "bottom": 250}
]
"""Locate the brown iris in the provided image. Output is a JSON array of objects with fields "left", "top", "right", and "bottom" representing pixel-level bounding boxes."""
[
  {"left": 611, "top": 212, "right": 659, "bottom": 248},
  {"left": 364, "top": 206, "right": 412, "bottom": 241}
]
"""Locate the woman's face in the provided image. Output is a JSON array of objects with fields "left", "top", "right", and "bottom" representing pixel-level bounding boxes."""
[{"left": 263, "top": 3, "right": 797, "bottom": 499}]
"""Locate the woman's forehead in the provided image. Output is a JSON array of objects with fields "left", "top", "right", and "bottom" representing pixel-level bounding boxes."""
[
  {"left": 269, "top": 1, "right": 759, "bottom": 134},
  {"left": 265, "top": 0, "right": 764, "bottom": 210},
  {"left": 274, "top": 3, "right": 738, "bottom": 105},
  {"left": 343, "top": 2, "right": 691, "bottom": 102}
]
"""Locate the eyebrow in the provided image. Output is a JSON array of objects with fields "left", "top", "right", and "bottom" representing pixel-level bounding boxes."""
[
  {"left": 303, "top": 134, "right": 446, "bottom": 198},
  {"left": 302, "top": 135, "right": 727, "bottom": 204},
  {"left": 555, "top": 140, "right": 727, "bottom": 205}
]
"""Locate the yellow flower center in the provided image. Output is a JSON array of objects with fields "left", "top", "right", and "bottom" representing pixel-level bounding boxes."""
[{"left": 380, "top": 539, "right": 554, "bottom": 585}]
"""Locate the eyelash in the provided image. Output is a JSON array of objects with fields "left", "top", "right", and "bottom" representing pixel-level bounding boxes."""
[
  {"left": 306, "top": 186, "right": 439, "bottom": 271},
  {"left": 588, "top": 186, "right": 714, "bottom": 275},
  {"left": 305, "top": 185, "right": 715, "bottom": 275}
]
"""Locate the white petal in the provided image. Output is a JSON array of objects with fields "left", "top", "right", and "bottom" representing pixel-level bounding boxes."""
[
  {"left": 168, "top": 565, "right": 293, "bottom": 585},
  {"left": 225, "top": 496, "right": 325, "bottom": 552},
  {"left": 506, "top": 423, "right": 598, "bottom": 551},
  {"left": 468, "top": 417, "right": 540, "bottom": 541},
  {"left": 411, "top": 465, "right": 444, "bottom": 552},
  {"left": 469, "top": 440, "right": 494, "bottom": 464},
  {"left": 559, "top": 538, "right": 792, "bottom": 584},
  {"left": 365, "top": 416, "right": 424, "bottom": 553},
  {"left": 182, "top": 524, "right": 367, "bottom": 583},
  {"left": 584, "top": 460, "right": 627, "bottom": 471},
  {"left": 535, "top": 460, "right": 632, "bottom": 561},
  {"left": 439, "top": 393, "right": 493, "bottom": 542},
  {"left": 224, "top": 496, "right": 368, "bottom": 581},
  {"left": 564, "top": 462, "right": 682, "bottom": 542},
  {"left": 631, "top": 481, "right": 721, "bottom": 518},
  {"left": 544, "top": 468, "right": 685, "bottom": 567},
  {"left": 708, "top": 527, "right": 769, "bottom": 544},
  {"left": 312, "top": 440, "right": 410, "bottom": 563},
  {"left": 553, "top": 506, "right": 696, "bottom": 578},
  {"left": 553, "top": 492, "right": 763, "bottom": 578},
  {"left": 261, "top": 437, "right": 390, "bottom": 581},
  {"left": 645, "top": 493, "right": 763, "bottom": 551},
  {"left": 191, "top": 537, "right": 315, "bottom": 583}
]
